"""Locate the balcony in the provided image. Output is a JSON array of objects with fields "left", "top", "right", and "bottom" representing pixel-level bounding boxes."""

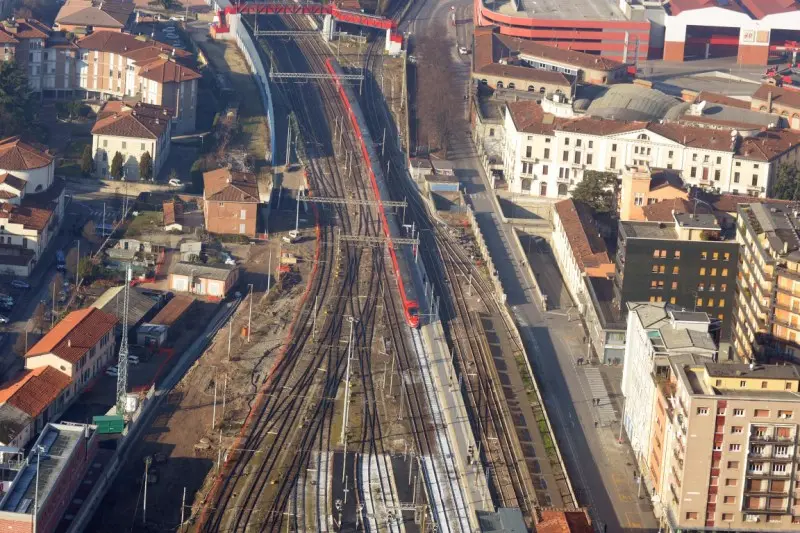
[
  {"left": 750, "top": 433, "right": 794, "bottom": 444},
  {"left": 744, "top": 487, "right": 790, "bottom": 496}
]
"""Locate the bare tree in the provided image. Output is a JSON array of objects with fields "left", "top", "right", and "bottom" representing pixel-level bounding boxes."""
[
  {"left": 65, "top": 247, "right": 80, "bottom": 282},
  {"left": 31, "top": 302, "right": 46, "bottom": 334},
  {"left": 83, "top": 220, "right": 100, "bottom": 245},
  {"left": 415, "top": 23, "right": 458, "bottom": 158},
  {"left": 12, "top": 332, "right": 27, "bottom": 357}
]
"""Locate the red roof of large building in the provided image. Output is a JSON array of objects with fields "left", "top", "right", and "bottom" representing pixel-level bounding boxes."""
[
  {"left": 554, "top": 199, "right": 614, "bottom": 276},
  {"left": 0, "top": 366, "right": 70, "bottom": 418},
  {"left": 0, "top": 137, "right": 53, "bottom": 171},
  {"left": 26, "top": 307, "right": 117, "bottom": 363},
  {"left": 537, "top": 509, "right": 593, "bottom": 533}
]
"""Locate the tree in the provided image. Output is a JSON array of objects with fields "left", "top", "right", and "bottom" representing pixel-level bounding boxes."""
[
  {"left": 80, "top": 145, "right": 94, "bottom": 177},
  {"left": 82, "top": 220, "right": 100, "bottom": 244},
  {"left": 50, "top": 272, "right": 63, "bottom": 319},
  {"left": 12, "top": 331, "right": 27, "bottom": 356},
  {"left": 772, "top": 163, "right": 799, "bottom": 200},
  {"left": 31, "top": 302, "right": 46, "bottom": 334},
  {"left": 168, "top": 168, "right": 180, "bottom": 184},
  {"left": 149, "top": 0, "right": 181, "bottom": 10},
  {"left": 139, "top": 151, "right": 153, "bottom": 182},
  {"left": 0, "top": 61, "right": 35, "bottom": 139},
  {"left": 571, "top": 170, "right": 618, "bottom": 213},
  {"left": 78, "top": 257, "right": 98, "bottom": 280},
  {"left": 110, "top": 151, "right": 124, "bottom": 180},
  {"left": 65, "top": 248, "right": 80, "bottom": 282},
  {"left": 415, "top": 25, "right": 457, "bottom": 157}
]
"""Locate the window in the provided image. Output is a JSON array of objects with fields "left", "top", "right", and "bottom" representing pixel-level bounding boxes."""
[
  {"left": 103, "top": 139, "right": 108, "bottom": 148},
  {"left": 489, "top": 128, "right": 495, "bottom": 137},
  {"left": 542, "top": 165, "right": 549, "bottom": 175},
  {"left": 672, "top": 266, "right": 680, "bottom": 274},
  {"left": 650, "top": 280, "right": 658, "bottom": 288},
  {"left": 574, "top": 152, "right": 581, "bottom": 164},
  {"left": 690, "top": 167, "right": 697, "bottom": 178},
  {"left": 750, "top": 463, "right": 764, "bottom": 472},
  {"left": 787, "top": 382, "right": 794, "bottom": 390},
  {"left": 708, "top": 284, "right": 716, "bottom": 292},
  {"left": 669, "top": 297, "right": 676, "bottom": 304},
  {"left": 544, "top": 148, "right": 550, "bottom": 159},
  {"left": 721, "top": 268, "right": 728, "bottom": 276},
  {"left": 752, "top": 174, "right": 758, "bottom": 187},
  {"left": 611, "top": 143, "right": 617, "bottom": 152},
  {"left": 720, "top": 284, "right": 727, "bottom": 292},
  {"left": 576, "top": 139, "right": 581, "bottom": 147},
  {"left": 140, "top": 143, "right": 145, "bottom": 151},
  {"left": 717, "top": 156, "right": 722, "bottom": 164},
  {"left": 668, "top": 150, "right": 674, "bottom": 158},
  {"left": 714, "top": 169, "right": 721, "bottom": 181},
  {"left": 121, "top": 141, "right": 127, "bottom": 149},
  {"left": 692, "top": 153, "right": 698, "bottom": 162},
  {"left": 671, "top": 281, "right": 678, "bottom": 290},
  {"left": 610, "top": 157, "right": 616, "bottom": 169},
  {"left": 697, "top": 407, "right": 709, "bottom": 415},
  {"left": 586, "top": 153, "right": 593, "bottom": 165},
  {"left": 727, "top": 460, "right": 740, "bottom": 468},
  {"left": 652, "top": 249, "right": 662, "bottom": 258},
  {"left": 686, "top": 512, "right": 698, "bottom": 521},
  {"left": 698, "top": 283, "right": 705, "bottom": 291},
  {"left": 733, "top": 408, "right": 744, "bottom": 416},
  {"left": 719, "top": 299, "right": 725, "bottom": 307},
  {"left": 712, "top": 252, "right": 719, "bottom": 260},
  {"left": 240, "top": 210, "right": 247, "bottom": 220},
  {"left": 701, "top": 251, "right": 708, "bottom": 260},
  {"left": 659, "top": 265, "right": 665, "bottom": 273},
  {"left": 707, "top": 298, "right": 714, "bottom": 307},
  {"left": 239, "top": 223, "right": 246, "bottom": 234},
  {"left": 564, "top": 138, "right": 570, "bottom": 146},
  {"left": 710, "top": 267, "right": 718, "bottom": 276},
  {"left": 716, "top": 379, "right": 722, "bottom": 386},
  {"left": 775, "top": 445, "right": 789, "bottom": 456},
  {"left": 525, "top": 146, "right": 532, "bottom": 158},
  {"left": 696, "top": 298, "right": 703, "bottom": 307},
  {"left": 674, "top": 250, "right": 681, "bottom": 259},
  {"left": 729, "top": 444, "right": 741, "bottom": 452},
  {"left": 740, "top": 381, "right": 746, "bottom": 387},
  {"left": 752, "top": 444, "right": 765, "bottom": 455},
  {"left": 734, "top": 172, "right": 740, "bottom": 183},
  {"left": 723, "top": 252, "right": 730, "bottom": 261},
  {"left": 700, "top": 267, "right": 706, "bottom": 275},
  {"left": 778, "top": 410, "right": 793, "bottom": 419},
  {"left": 563, "top": 151, "right": 569, "bottom": 162},
  {"left": 773, "top": 463, "right": 787, "bottom": 473},
  {"left": 723, "top": 496, "right": 736, "bottom": 504},
  {"left": 731, "top": 426, "right": 743, "bottom": 434},
  {"left": 761, "top": 382, "right": 768, "bottom": 389},
  {"left": 652, "top": 265, "right": 659, "bottom": 273},
  {"left": 722, "top": 513, "right": 734, "bottom": 521}
]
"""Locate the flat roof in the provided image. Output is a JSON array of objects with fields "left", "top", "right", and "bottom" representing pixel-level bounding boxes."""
[
  {"left": 705, "top": 363, "right": 800, "bottom": 380},
  {"left": 484, "top": 0, "right": 626, "bottom": 21},
  {"left": 0, "top": 423, "right": 94, "bottom": 516},
  {"left": 673, "top": 212, "right": 720, "bottom": 229},
  {"left": 619, "top": 220, "right": 678, "bottom": 240}
]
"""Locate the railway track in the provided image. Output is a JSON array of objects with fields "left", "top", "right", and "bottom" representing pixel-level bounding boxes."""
[{"left": 358, "top": 32, "right": 541, "bottom": 519}]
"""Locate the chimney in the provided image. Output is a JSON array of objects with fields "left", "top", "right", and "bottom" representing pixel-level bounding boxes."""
[
  {"left": 768, "top": 91, "right": 773, "bottom": 113},
  {"left": 68, "top": 338, "right": 71, "bottom": 348}
]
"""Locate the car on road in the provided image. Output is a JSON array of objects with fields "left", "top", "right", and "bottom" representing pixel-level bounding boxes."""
[
  {"left": 0, "top": 315, "right": 8, "bottom": 324},
  {"left": 168, "top": 178, "right": 183, "bottom": 187},
  {"left": 458, "top": 46, "right": 469, "bottom": 55},
  {"left": 106, "top": 366, "right": 118, "bottom": 376},
  {"left": 10, "top": 280, "right": 30, "bottom": 290}
]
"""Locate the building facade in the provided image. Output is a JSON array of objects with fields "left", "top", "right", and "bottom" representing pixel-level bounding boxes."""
[
  {"left": 202, "top": 168, "right": 260, "bottom": 237},
  {"left": 91, "top": 101, "right": 172, "bottom": 180},
  {"left": 25, "top": 307, "right": 118, "bottom": 399},
  {"left": 619, "top": 166, "right": 687, "bottom": 222},
  {"left": 733, "top": 202, "right": 800, "bottom": 363},
  {"left": 616, "top": 213, "right": 739, "bottom": 340},
  {"left": 168, "top": 262, "right": 239, "bottom": 298},
  {"left": 502, "top": 102, "right": 800, "bottom": 200}
]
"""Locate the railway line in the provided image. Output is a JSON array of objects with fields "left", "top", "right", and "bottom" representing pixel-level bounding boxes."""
[{"left": 357, "top": 30, "right": 557, "bottom": 519}]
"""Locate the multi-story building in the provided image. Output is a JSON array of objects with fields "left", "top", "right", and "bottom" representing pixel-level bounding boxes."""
[
  {"left": 0, "top": 366, "right": 71, "bottom": 449},
  {"left": 751, "top": 84, "right": 800, "bottom": 131},
  {"left": 619, "top": 165, "right": 687, "bottom": 222},
  {"left": 76, "top": 31, "right": 200, "bottom": 134},
  {"left": 0, "top": 136, "right": 66, "bottom": 276},
  {"left": 91, "top": 101, "right": 172, "bottom": 180},
  {"left": 621, "top": 303, "right": 717, "bottom": 498},
  {"left": 502, "top": 101, "right": 800, "bottom": 199},
  {"left": 733, "top": 201, "right": 800, "bottom": 363},
  {"left": 616, "top": 211, "right": 739, "bottom": 340},
  {"left": 55, "top": 0, "right": 134, "bottom": 34},
  {"left": 0, "top": 422, "right": 99, "bottom": 533},
  {"left": 202, "top": 168, "right": 261, "bottom": 237},
  {"left": 25, "top": 307, "right": 118, "bottom": 399},
  {"left": 0, "top": 19, "right": 200, "bottom": 135}
]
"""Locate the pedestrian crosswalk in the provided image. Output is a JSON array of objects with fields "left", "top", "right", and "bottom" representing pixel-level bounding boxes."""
[{"left": 583, "top": 367, "right": 617, "bottom": 426}]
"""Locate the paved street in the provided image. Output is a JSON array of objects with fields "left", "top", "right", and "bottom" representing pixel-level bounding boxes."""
[{"left": 403, "top": 0, "right": 660, "bottom": 530}]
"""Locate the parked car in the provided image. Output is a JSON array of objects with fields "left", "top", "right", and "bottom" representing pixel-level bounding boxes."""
[
  {"left": 0, "top": 315, "right": 8, "bottom": 324},
  {"left": 105, "top": 366, "right": 118, "bottom": 376},
  {"left": 10, "top": 280, "right": 30, "bottom": 290},
  {"left": 458, "top": 46, "right": 469, "bottom": 55},
  {"left": 168, "top": 178, "right": 182, "bottom": 187}
]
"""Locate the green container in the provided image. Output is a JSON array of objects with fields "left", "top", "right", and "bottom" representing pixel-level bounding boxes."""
[{"left": 92, "top": 414, "right": 125, "bottom": 434}]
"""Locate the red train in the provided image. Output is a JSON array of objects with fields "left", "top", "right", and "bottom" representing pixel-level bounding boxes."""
[{"left": 325, "top": 58, "right": 420, "bottom": 328}]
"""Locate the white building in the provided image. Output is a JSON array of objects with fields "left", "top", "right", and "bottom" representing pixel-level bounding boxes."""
[
  {"left": 621, "top": 303, "right": 716, "bottom": 469},
  {"left": 502, "top": 101, "right": 800, "bottom": 199}
]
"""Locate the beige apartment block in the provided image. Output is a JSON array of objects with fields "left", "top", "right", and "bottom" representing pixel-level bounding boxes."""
[{"left": 733, "top": 202, "right": 800, "bottom": 363}]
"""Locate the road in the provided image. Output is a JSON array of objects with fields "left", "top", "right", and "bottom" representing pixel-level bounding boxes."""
[{"left": 402, "top": 0, "right": 659, "bottom": 530}]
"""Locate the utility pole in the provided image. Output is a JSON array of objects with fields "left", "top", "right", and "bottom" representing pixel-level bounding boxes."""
[
  {"left": 212, "top": 369, "right": 218, "bottom": 430},
  {"left": 247, "top": 284, "right": 253, "bottom": 342},
  {"left": 143, "top": 455, "right": 152, "bottom": 525},
  {"left": 267, "top": 249, "right": 273, "bottom": 293},
  {"left": 341, "top": 317, "right": 356, "bottom": 450},
  {"left": 221, "top": 374, "right": 227, "bottom": 423},
  {"left": 180, "top": 487, "right": 186, "bottom": 532},
  {"left": 294, "top": 188, "right": 303, "bottom": 234},
  {"left": 382, "top": 128, "right": 386, "bottom": 157},
  {"left": 313, "top": 295, "right": 318, "bottom": 341},
  {"left": 285, "top": 119, "right": 291, "bottom": 168},
  {"left": 227, "top": 313, "right": 233, "bottom": 360}
]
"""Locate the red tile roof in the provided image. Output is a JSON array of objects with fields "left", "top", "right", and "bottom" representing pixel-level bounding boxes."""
[
  {"left": 150, "top": 295, "right": 194, "bottom": 326},
  {"left": 0, "top": 19, "right": 50, "bottom": 40},
  {"left": 740, "top": 0, "right": 799, "bottom": 19},
  {"left": 554, "top": 200, "right": 613, "bottom": 275},
  {"left": 26, "top": 307, "right": 117, "bottom": 363},
  {"left": 0, "top": 366, "right": 70, "bottom": 418},
  {"left": 203, "top": 168, "right": 260, "bottom": 203},
  {"left": 710, "top": 193, "right": 791, "bottom": 213},
  {"left": 506, "top": 101, "right": 560, "bottom": 135},
  {"left": 476, "top": 62, "right": 571, "bottom": 87},
  {"left": 537, "top": 509, "right": 593, "bottom": 533},
  {"left": 0, "top": 203, "right": 54, "bottom": 232},
  {"left": 752, "top": 84, "right": 800, "bottom": 111},
  {"left": 163, "top": 200, "right": 182, "bottom": 226},
  {"left": 695, "top": 91, "right": 750, "bottom": 109},
  {"left": 0, "top": 173, "right": 26, "bottom": 192},
  {"left": 0, "top": 136, "right": 53, "bottom": 171},
  {"left": 641, "top": 197, "right": 702, "bottom": 222},
  {"left": 496, "top": 33, "right": 625, "bottom": 72},
  {"left": 92, "top": 101, "right": 172, "bottom": 139},
  {"left": 139, "top": 57, "right": 201, "bottom": 84}
]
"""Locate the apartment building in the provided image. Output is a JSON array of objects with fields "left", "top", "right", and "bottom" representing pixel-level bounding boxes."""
[
  {"left": 502, "top": 101, "right": 800, "bottom": 200},
  {"left": 77, "top": 31, "right": 200, "bottom": 134},
  {"left": 91, "top": 101, "right": 172, "bottom": 180},
  {"left": 619, "top": 166, "right": 687, "bottom": 222},
  {"left": 25, "top": 307, "right": 118, "bottom": 399},
  {"left": 55, "top": 0, "right": 134, "bottom": 34},
  {"left": 733, "top": 201, "right": 800, "bottom": 363},
  {"left": 202, "top": 168, "right": 261, "bottom": 237},
  {"left": 621, "top": 303, "right": 717, "bottom": 502},
  {"left": 616, "top": 211, "right": 740, "bottom": 340},
  {"left": 0, "top": 137, "right": 65, "bottom": 276}
]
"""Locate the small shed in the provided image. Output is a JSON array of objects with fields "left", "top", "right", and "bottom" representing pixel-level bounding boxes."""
[
  {"left": 179, "top": 241, "right": 203, "bottom": 262},
  {"left": 168, "top": 262, "right": 239, "bottom": 298},
  {"left": 149, "top": 294, "right": 195, "bottom": 338},
  {"left": 92, "top": 285, "right": 161, "bottom": 337},
  {"left": 136, "top": 323, "right": 169, "bottom": 348}
]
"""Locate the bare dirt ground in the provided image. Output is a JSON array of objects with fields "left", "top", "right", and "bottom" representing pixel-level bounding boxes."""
[{"left": 85, "top": 235, "right": 314, "bottom": 531}]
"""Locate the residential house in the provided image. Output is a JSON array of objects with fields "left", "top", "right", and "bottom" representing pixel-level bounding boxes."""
[
  {"left": 0, "top": 137, "right": 65, "bottom": 276},
  {"left": 0, "top": 366, "right": 71, "bottom": 449},
  {"left": 91, "top": 101, "right": 172, "bottom": 180},
  {"left": 202, "top": 168, "right": 260, "bottom": 237},
  {"left": 502, "top": 100, "right": 800, "bottom": 199},
  {"left": 163, "top": 199, "right": 183, "bottom": 231},
  {"left": 55, "top": 0, "right": 135, "bottom": 34},
  {"left": 25, "top": 307, "right": 118, "bottom": 399},
  {"left": 619, "top": 166, "right": 687, "bottom": 221},
  {"left": 168, "top": 262, "right": 239, "bottom": 298},
  {"left": 77, "top": 31, "right": 201, "bottom": 134}
]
